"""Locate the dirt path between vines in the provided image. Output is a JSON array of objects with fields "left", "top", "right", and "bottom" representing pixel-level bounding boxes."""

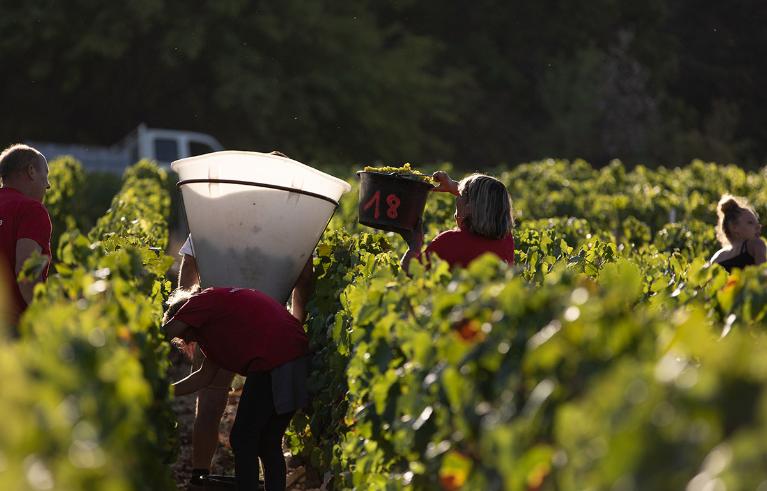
[{"left": 168, "top": 356, "right": 322, "bottom": 490}]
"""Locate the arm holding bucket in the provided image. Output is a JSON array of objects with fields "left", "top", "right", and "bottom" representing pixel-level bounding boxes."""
[
  {"left": 398, "top": 171, "right": 454, "bottom": 272},
  {"left": 399, "top": 171, "right": 459, "bottom": 272},
  {"left": 399, "top": 218, "right": 425, "bottom": 274},
  {"left": 432, "top": 171, "right": 460, "bottom": 196}
]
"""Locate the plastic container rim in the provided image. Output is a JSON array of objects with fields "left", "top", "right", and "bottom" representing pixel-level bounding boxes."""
[
  {"left": 177, "top": 178, "right": 341, "bottom": 206},
  {"left": 171, "top": 150, "right": 352, "bottom": 192}
]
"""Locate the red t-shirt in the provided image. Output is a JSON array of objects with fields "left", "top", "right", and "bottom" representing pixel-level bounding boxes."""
[
  {"left": 424, "top": 228, "right": 515, "bottom": 268},
  {"left": 171, "top": 287, "right": 309, "bottom": 375},
  {"left": 0, "top": 187, "right": 52, "bottom": 324}
]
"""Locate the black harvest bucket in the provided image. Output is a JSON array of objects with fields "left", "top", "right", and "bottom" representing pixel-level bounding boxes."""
[{"left": 357, "top": 171, "right": 433, "bottom": 233}]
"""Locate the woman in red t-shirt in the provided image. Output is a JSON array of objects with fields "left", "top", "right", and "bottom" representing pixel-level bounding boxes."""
[
  {"left": 162, "top": 284, "right": 311, "bottom": 491},
  {"left": 401, "top": 171, "right": 515, "bottom": 271}
]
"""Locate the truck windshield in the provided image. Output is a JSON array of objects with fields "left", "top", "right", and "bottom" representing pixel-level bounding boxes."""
[{"left": 155, "top": 138, "right": 179, "bottom": 162}]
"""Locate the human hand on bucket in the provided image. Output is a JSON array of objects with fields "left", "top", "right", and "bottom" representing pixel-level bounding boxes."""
[{"left": 431, "top": 171, "right": 460, "bottom": 196}]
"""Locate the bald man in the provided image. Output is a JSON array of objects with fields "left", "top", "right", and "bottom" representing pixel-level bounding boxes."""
[{"left": 0, "top": 144, "right": 52, "bottom": 329}]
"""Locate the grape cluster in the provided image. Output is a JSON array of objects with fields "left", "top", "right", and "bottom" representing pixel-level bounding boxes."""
[{"left": 363, "top": 162, "right": 435, "bottom": 183}]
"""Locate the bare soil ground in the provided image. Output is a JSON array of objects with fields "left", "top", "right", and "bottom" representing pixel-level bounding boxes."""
[{"left": 168, "top": 355, "right": 321, "bottom": 490}]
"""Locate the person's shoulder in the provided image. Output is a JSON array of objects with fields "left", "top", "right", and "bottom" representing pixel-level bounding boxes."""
[
  {"left": 0, "top": 189, "right": 17, "bottom": 211},
  {"left": 18, "top": 197, "right": 49, "bottom": 215},
  {"left": 13, "top": 197, "right": 52, "bottom": 236},
  {"left": 182, "top": 287, "right": 222, "bottom": 309},
  {"left": 31, "top": 200, "right": 49, "bottom": 213},
  {"left": 215, "top": 287, "right": 266, "bottom": 301},
  {"left": 201, "top": 287, "right": 232, "bottom": 296},
  {"left": 0, "top": 188, "right": 35, "bottom": 207},
  {"left": 428, "top": 228, "right": 463, "bottom": 247},
  {"left": 747, "top": 238, "right": 766, "bottom": 255},
  {"left": 190, "top": 287, "right": 221, "bottom": 300},
  {"left": 455, "top": 228, "right": 511, "bottom": 244},
  {"left": 435, "top": 228, "right": 463, "bottom": 237},
  {"left": 709, "top": 247, "right": 730, "bottom": 265}
]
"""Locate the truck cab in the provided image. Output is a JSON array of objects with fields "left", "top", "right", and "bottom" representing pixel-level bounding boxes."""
[
  {"left": 125, "top": 124, "right": 224, "bottom": 168},
  {"left": 27, "top": 123, "right": 224, "bottom": 173}
]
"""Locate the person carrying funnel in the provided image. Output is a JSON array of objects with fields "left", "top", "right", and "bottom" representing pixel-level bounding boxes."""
[
  {"left": 162, "top": 271, "right": 312, "bottom": 491},
  {"left": 174, "top": 149, "right": 315, "bottom": 488}
]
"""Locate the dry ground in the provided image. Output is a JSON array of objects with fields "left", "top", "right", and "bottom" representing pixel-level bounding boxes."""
[{"left": 168, "top": 355, "right": 321, "bottom": 490}]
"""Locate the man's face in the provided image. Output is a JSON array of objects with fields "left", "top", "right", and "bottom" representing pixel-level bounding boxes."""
[{"left": 30, "top": 158, "right": 50, "bottom": 202}]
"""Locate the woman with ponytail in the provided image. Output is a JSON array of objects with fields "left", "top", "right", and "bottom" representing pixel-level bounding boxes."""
[{"left": 709, "top": 194, "right": 766, "bottom": 272}]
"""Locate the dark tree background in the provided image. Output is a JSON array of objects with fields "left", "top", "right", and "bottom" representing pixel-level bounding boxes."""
[{"left": 1, "top": 0, "right": 765, "bottom": 168}]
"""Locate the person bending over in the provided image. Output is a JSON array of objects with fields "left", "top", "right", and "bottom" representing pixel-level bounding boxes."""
[
  {"left": 163, "top": 282, "right": 311, "bottom": 491},
  {"left": 176, "top": 181, "right": 311, "bottom": 487}
]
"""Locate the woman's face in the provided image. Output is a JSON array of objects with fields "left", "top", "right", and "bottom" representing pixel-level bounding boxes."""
[
  {"left": 730, "top": 210, "right": 762, "bottom": 242},
  {"left": 455, "top": 194, "right": 468, "bottom": 229}
]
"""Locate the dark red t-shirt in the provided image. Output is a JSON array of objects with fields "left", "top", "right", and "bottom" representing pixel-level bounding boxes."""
[
  {"left": 0, "top": 187, "right": 52, "bottom": 324},
  {"left": 170, "top": 287, "right": 309, "bottom": 375},
  {"left": 424, "top": 228, "right": 515, "bottom": 268}
]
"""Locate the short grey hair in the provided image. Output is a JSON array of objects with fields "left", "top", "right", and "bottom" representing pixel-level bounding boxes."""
[
  {"left": 459, "top": 173, "right": 514, "bottom": 239},
  {"left": 163, "top": 286, "right": 201, "bottom": 359},
  {"left": 0, "top": 144, "right": 46, "bottom": 180},
  {"left": 162, "top": 286, "right": 199, "bottom": 324}
]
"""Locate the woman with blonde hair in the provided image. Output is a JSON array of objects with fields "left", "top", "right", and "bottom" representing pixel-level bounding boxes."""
[
  {"left": 709, "top": 194, "right": 766, "bottom": 272},
  {"left": 401, "top": 171, "right": 515, "bottom": 271}
]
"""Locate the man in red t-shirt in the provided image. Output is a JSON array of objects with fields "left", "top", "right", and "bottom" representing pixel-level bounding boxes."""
[
  {"left": 163, "top": 285, "right": 311, "bottom": 491},
  {"left": 0, "top": 144, "right": 52, "bottom": 328}
]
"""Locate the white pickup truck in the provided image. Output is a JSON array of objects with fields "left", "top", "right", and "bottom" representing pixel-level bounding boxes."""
[{"left": 27, "top": 123, "right": 224, "bottom": 172}]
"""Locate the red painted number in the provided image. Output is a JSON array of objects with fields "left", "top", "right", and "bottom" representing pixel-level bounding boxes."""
[
  {"left": 363, "top": 190, "right": 381, "bottom": 219},
  {"left": 386, "top": 193, "right": 401, "bottom": 218},
  {"left": 363, "top": 190, "right": 401, "bottom": 220}
]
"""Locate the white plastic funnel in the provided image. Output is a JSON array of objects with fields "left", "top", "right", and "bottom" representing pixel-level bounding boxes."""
[{"left": 171, "top": 151, "right": 351, "bottom": 302}]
